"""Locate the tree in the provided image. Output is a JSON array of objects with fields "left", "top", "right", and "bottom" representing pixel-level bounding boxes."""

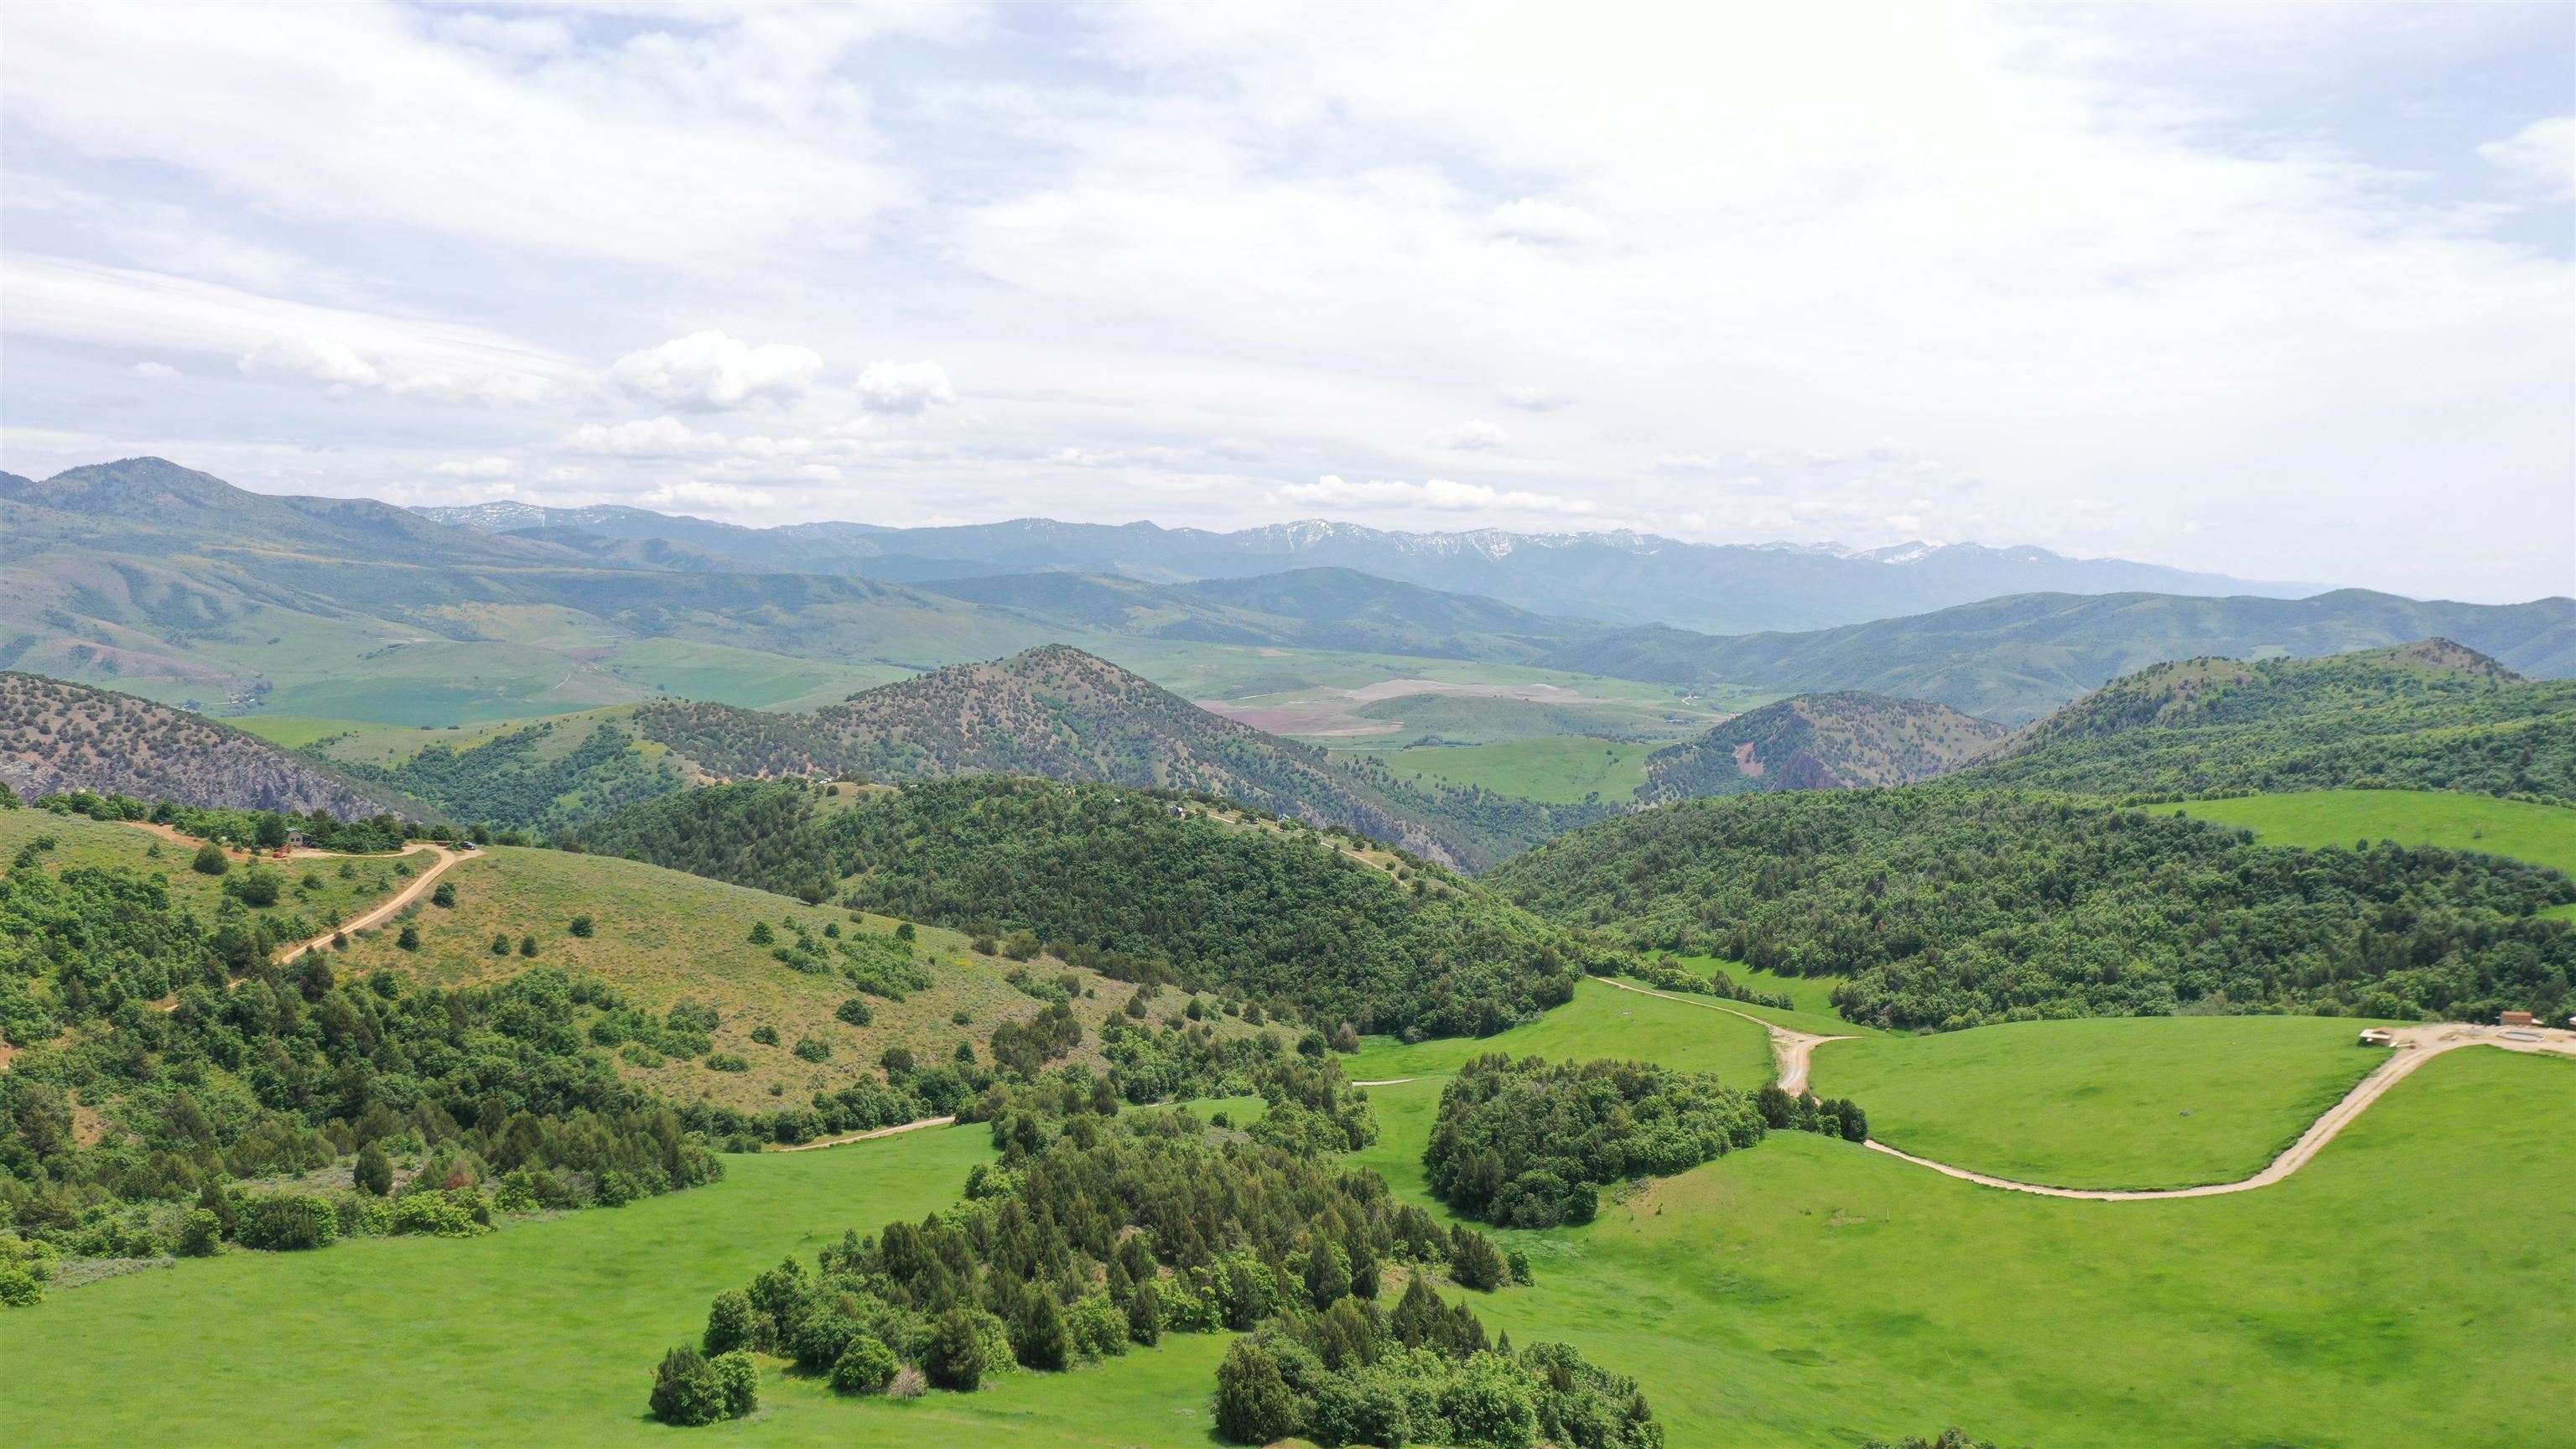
[
  {"left": 569, "top": 914, "right": 594, "bottom": 937},
  {"left": 1213, "top": 1339, "right": 1301, "bottom": 1444},
  {"left": 749, "top": 921, "right": 775, "bottom": 946},
  {"left": 836, "top": 998, "right": 874, "bottom": 1027},
  {"left": 704, "top": 1290, "right": 754, "bottom": 1355},
  {"left": 1126, "top": 1277, "right": 1162, "bottom": 1346},
  {"left": 431, "top": 882, "right": 456, "bottom": 907},
  {"left": 354, "top": 1142, "right": 393, "bottom": 1197},
  {"left": 648, "top": 1346, "right": 725, "bottom": 1426},
  {"left": 926, "top": 1308, "right": 984, "bottom": 1390},
  {"left": 397, "top": 925, "right": 421, "bottom": 951},
  {"left": 831, "top": 1335, "right": 898, "bottom": 1394},
  {"left": 255, "top": 815, "right": 290, "bottom": 849},
  {"left": 490, "top": 933, "right": 511, "bottom": 955},
  {"left": 191, "top": 842, "right": 229, "bottom": 875},
  {"left": 175, "top": 1209, "right": 223, "bottom": 1258},
  {"left": 1450, "top": 1226, "right": 1507, "bottom": 1291},
  {"left": 519, "top": 934, "right": 538, "bottom": 957},
  {"left": 1304, "top": 1237, "right": 1351, "bottom": 1308},
  {"left": 1013, "top": 1291, "right": 1070, "bottom": 1370}
]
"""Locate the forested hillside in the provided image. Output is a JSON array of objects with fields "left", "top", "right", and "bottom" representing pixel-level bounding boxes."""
[
  {"left": 1488, "top": 788, "right": 2576, "bottom": 1030},
  {"left": 0, "top": 673, "right": 411, "bottom": 818},
  {"left": 335, "top": 718, "right": 690, "bottom": 832},
  {"left": 572, "top": 776, "right": 1612, "bottom": 1038},
  {"left": 1958, "top": 641, "right": 2576, "bottom": 801},
  {"left": 1640, "top": 691, "right": 2007, "bottom": 802}
]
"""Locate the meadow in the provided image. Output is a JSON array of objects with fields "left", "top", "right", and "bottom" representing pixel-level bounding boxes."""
[
  {"left": 1346, "top": 976, "right": 1777, "bottom": 1087},
  {"left": 1808, "top": 1015, "right": 2387, "bottom": 1189},
  {"left": 2179, "top": 788, "right": 2576, "bottom": 917},
  {"left": 1358, "top": 736, "right": 1656, "bottom": 803},
  {"left": 0, "top": 808, "right": 413, "bottom": 945}
]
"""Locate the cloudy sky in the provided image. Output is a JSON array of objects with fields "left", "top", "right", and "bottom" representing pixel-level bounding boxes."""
[{"left": 3, "top": 2, "right": 2569, "bottom": 600}]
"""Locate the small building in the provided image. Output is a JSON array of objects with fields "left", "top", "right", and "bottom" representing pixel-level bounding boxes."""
[
  {"left": 2500, "top": 1010, "right": 2537, "bottom": 1027},
  {"left": 286, "top": 828, "right": 309, "bottom": 849},
  {"left": 2357, "top": 1028, "right": 2395, "bottom": 1047}
]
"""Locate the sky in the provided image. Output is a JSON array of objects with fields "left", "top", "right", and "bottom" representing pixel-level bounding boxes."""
[{"left": 3, "top": 1, "right": 2570, "bottom": 601}]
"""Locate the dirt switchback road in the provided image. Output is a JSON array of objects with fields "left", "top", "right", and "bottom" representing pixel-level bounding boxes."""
[
  {"left": 1862, "top": 1023, "right": 2576, "bottom": 1201},
  {"left": 263, "top": 842, "right": 468, "bottom": 964},
  {"left": 775, "top": 1116, "right": 957, "bottom": 1151}
]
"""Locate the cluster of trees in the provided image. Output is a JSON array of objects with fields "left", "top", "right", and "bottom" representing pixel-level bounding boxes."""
[
  {"left": 1424, "top": 1055, "right": 1766, "bottom": 1228},
  {"left": 575, "top": 777, "right": 1614, "bottom": 1038},
  {"left": 1216, "top": 1287, "right": 1661, "bottom": 1448},
  {"left": 34, "top": 789, "right": 411, "bottom": 853},
  {"left": 1491, "top": 789, "right": 2576, "bottom": 1030},
  {"left": 1626, "top": 956, "right": 1795, "bottom": 1010},
  {"left": 654, "top": 1058, "right": 1633, "bottom": 1445},
  {"left": 0, "top": 850, "right": 728, "bottom": 1260},
  {"left": 340, "top": 720, "right": 685, "bottom": 833}
]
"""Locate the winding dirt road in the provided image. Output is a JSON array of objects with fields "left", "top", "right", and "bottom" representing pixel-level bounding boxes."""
[
  {"left": 773, "top": 1115, "right": 957, "bottom": 1152},
  {"left": 262, "top": 842, "right": 468, "bottom": 965},
  {"left": 1599, "top": 976, "right": 2576, "bottom": 1201},
  {"left": 1861, "top": 1024, "right": 2576, "bottom": 1201}
]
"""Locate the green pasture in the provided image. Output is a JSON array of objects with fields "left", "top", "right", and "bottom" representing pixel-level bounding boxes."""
[
  {"left": 1810, "top": 1015, "right": 2387, "bottom": 1189},
  {"left": 1347, "top": 976, "right": 1776, "bottom": 1088},
  {"left": 2179, "top": 788, "right": 2576, "bottom": 917},
  {"left": 1358, "top": 736, "right": 1656, "bottom": 802}
]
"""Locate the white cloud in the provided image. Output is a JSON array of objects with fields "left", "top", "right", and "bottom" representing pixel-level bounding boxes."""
[
  {"left": 854, "top": 359, "right": 957, "bottom": 414},
  {"left": 1650, "top": 454, "right": 1725, "bottom": 474},
  {"left": 639, "top": 480, "right": 778, "bottom": 512},
  {"left": 428, "top": 456, "right": 516, "bottom": 479},
  {"left": 237, "top": 335, "right": 381, "bottom": 390},
  {"left": 607, "top": 331, "right": 823, "bottom": 412},
  {"left": 1498, "top": 383, "right": 1570, "bottom": 411},
  {"left": 130, "top": 361, "right": 180, "bottom": 382},
  {"left": 1488, "top": 198, "right": 1609, "bottom": 247},
  {"left": 2479, "top": 117, "right": 2575, "bottom": 201},
  {"left": 1274, "top": 475, "right": 1594, "bottom": 516},
  {"left": 560, "top": 417, "right": 731, "bottom": 457},
  {"left": 1423, "top": 419, "right": 1509, "bottom": 451}
]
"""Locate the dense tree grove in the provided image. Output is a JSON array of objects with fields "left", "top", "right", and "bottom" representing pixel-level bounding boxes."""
[
  {"left": 1490, "top": 788, "right": 2576, "bottom": 1030},
  {"left": 659, "top": 1060, "right": 1656, "bottom": 1447},
  {"left": 340, "top": 721, "right": 686, "bottom": 832},
  {"left": 575, "top": 777, "right": 1614, "bottom": 1037},
  {"left": 1424, "top": 1056, "right": 1768, "bottom": 1228}
]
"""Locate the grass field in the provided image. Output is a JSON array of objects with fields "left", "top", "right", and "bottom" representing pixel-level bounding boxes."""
[
  {"left": 1660, "top": 954, "right": 1861, "bottom": 1026},
  {"left": 1346, "top": 975, "right": 1777, "bottom": 1087},
  {"left": 2179, "top": 788, "right": 2576, "bottom": 919},
  {"left": 0, "top": 808, "right": 418, "bottom": 950},
  {"left": 1357, "top": 736, "right": 1656, "bottom": 802},
  {"left": 1810, "top": 1015, "right": 2389, "bottom": 1189}
]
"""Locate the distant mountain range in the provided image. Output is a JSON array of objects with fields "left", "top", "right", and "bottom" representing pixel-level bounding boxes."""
[
  {"left": 1639, "top": 693, "right": 2009, "bottom": 800},
  {"left": 417, "top": 498, "right": 2322, "bottom": 636},
  {"left": 6, "top": 460, "right": 2568, "bottom": 734}
]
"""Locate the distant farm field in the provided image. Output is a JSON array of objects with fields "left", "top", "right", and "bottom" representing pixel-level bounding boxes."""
[
  {"left": 2180, "top": 789, "right": 2576, "bottom": 919},
  {"left": 1362, "top": 735, "right": 1656, "bottom": 802},
  {"left": 1810, "top": 1015, "right": 2387, "bottom": 1189}
]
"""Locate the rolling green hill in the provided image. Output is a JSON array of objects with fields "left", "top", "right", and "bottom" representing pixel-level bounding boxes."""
[
  {"left": 570, "top": 774, "right": 1613, "bottom": 1038},
  {"left": 0, "top": 673, "right": 413, "bottom": 818},
  {"left": 1551, "top": 590, "right": 2576, "bottom": 724},
  {"left": 1957, "top": 640, "right": 2576, "bottom": 799},
  {"left": 1639, "top": 690, "right": 2008, "bottom": 802}
]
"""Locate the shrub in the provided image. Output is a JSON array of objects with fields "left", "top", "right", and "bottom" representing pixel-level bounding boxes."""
[
  {"left": 748, "top": 922, "right": 775, "bottom": 946},
  {"left": 491, "top": 933, "right": 512, "bottom": 955},
  {"left": 792, "top": 1036, "right": 832, "bottom": 1063},
  {"left": 648, "top": 1346, "right": 726, "bottom": 1426},
  {"left": 711, "top": 1350, "right": 758, "bottom": 1420},
  {"left": 1214, "top": 1339, "right": 1300, "bottom": 1443},
  {"left": 518, "top": 934, "right": 538, "bottom": 957},
  {"left": 175, "top": 1209, "right": 224, "bottom": 1257},
  {"left": 431, "top": 881, "right": 456, "bottom": 907},
  {"left": 1449, "top": 1227, "right": 1507, "bottom": 1291},
  {"left": 705, "top": 1053, "right": 750, "bottom": 1073},
  {"left": 397, "top": 925, "right": 421, "bottom": 951},
  {"left": 237, "top": 1194, "right": 338, "bottom": 1251},
  {"left": 830, "top": 1335, "right": 899, "bottom": 1394},
  {"left": 190, "top": 842, "right": 229, "bottom": 875},
  {"left": 749, "top": 1025, "right": 780, "bottom": 1046},
  {"left": 887, "top": 1366, "right": 927, "bottom": 1399},
  {"left": 1067, "top": 1291, "right": 1128, "bottom": 1360},
  {"left": 227, "top": 870, "right": 282, "bottom": 907},
  {"left": 835, "top": 998, "right": 874, "bottom": 1027},
  {"left": 569, "top": 914, "right": 594, "bottom": 937}
]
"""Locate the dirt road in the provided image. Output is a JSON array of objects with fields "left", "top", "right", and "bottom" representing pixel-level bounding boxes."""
[
  {"left": 1861, "top": 1023, "right": 2576, "bottom": 1201},
  {"left": 1596, "top": 977, "right": 1853, "bottom": 1092},
  {"left": 773, "top": 1115, "right": 957, "bottom": 1152},
  {"left": 263, "top": 842, "right": 467, "bottom": 964}
]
